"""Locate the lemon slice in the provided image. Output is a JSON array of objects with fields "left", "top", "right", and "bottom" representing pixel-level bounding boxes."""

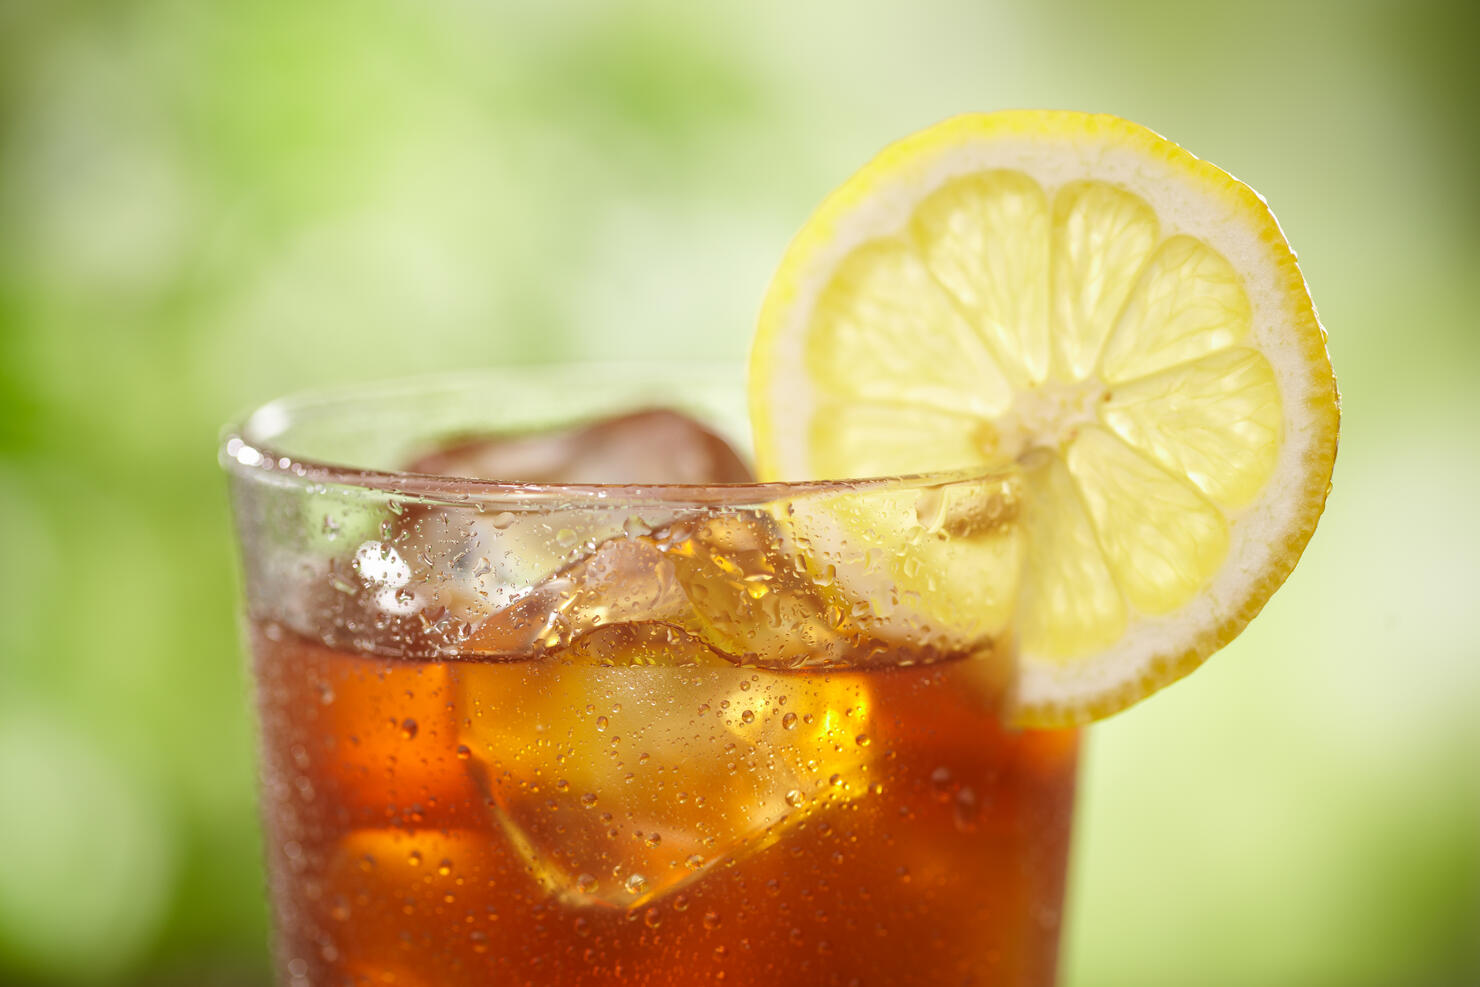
[{"left": 749, "top": 111, "right": 1338, "bottom": 726}]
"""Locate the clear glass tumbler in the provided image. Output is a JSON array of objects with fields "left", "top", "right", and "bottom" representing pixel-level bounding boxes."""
[{"left": 222, "top": 369, "right": 1078, "bottom": 986}]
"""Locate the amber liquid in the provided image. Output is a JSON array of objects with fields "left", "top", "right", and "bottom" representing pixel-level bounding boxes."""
[{"left": 252, "top": 622, "right": 1077, "bottom": 986}]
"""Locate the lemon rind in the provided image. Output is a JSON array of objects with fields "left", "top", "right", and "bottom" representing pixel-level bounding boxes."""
[{"left": 750, "top": 111, "right": 1339, "bottom": 726}]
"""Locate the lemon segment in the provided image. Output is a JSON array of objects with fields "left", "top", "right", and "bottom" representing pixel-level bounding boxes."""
[
  {"left": 807, "top": 240, "right": 1014, "bottom": 421},
  {"left": 1101, "top": 347, "right": 1281, "bottom": 509},
  {"left": 1018, "top": 451, "right": 1126, "bottom": 660},
  {"left": 909, "top": 171, "right": 1052, "bottom": 388},
  {"left": 808, "top": 401, "right": 986, "bottom": 480},
  {"left": 1100, "top": 235, "right": 1253, "bottom": 382},
  {"left": 785, "top": 473, "right": 1023, "bottom": 650},
  {"left": 749, "top": 110, "right": 1339, "bottom": 725},
  {"left": 1049, "top": 181, "right": 1159, "bottom": 382},
  {"left": 1066, "top": 426, "right": 1230, "bottom": 615}
]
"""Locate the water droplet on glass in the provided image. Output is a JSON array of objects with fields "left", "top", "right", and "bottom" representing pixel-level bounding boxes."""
[
  {"left": 624, "top": 873, "right": 649, "bottom": 896},
  {"left": 781, "top": 712, "right": 798, "bottom": 730},
  {"left": 954, "top": 786, "right": 981, "bottom": 832}
]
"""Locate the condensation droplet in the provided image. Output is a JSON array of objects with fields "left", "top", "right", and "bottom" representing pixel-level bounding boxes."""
[
  {"left": 781, "top": 712, "right": 798, "bottom": 730},
  {"left": 624, "top": 873, "right": 649, "bottom": 896},
  {"left": 954, "top": 786, "right": 981, "bottom": 832}
]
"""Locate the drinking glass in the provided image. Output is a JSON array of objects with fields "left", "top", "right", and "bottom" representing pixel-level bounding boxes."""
[{"left": 221, "top": 369, "right": 1078, "bottom": 986}]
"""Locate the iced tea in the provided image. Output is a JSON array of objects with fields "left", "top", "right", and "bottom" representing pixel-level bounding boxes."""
[{"left": 226, "top": 386, "right": 1078, "bottom": 986}]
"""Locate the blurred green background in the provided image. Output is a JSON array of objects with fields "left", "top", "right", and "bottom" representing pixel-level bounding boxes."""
[{"left": 2, "top": 0, "right": 1477, "bottom": 984}]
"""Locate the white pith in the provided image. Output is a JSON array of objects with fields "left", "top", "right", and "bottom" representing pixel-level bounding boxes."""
[{"left": 989, "top": 378, "right": 1107, "bottom": 460}]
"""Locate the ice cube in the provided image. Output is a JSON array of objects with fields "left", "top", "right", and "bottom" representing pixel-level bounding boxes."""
[
  {"left": 453, "top": 506, "right": 968, "bottom": 671},
  {"left": 653, "top": 512, "right": 888, "bottom": 668},
  {"left": 452, "top": 637, "right": 876, "bottom": 910},
  {"left": 388, "top": 408, "right": 753, "bottom": 653},
  {"left": 460, "top": 535, "right": 693, "bottom": 657},
  {"left": 453, "top": 509, "right": 874, "bottom": 665},
  {"left": 557, "top": 621, "right": 733, "bottom": 667},
  {"left": 405, "top": 408, "right": 754, "bottom": 485}
]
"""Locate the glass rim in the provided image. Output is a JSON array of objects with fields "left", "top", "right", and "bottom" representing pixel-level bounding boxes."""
[{"left": 219, "top": 366, "right": 1002, "bottom": 508}]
